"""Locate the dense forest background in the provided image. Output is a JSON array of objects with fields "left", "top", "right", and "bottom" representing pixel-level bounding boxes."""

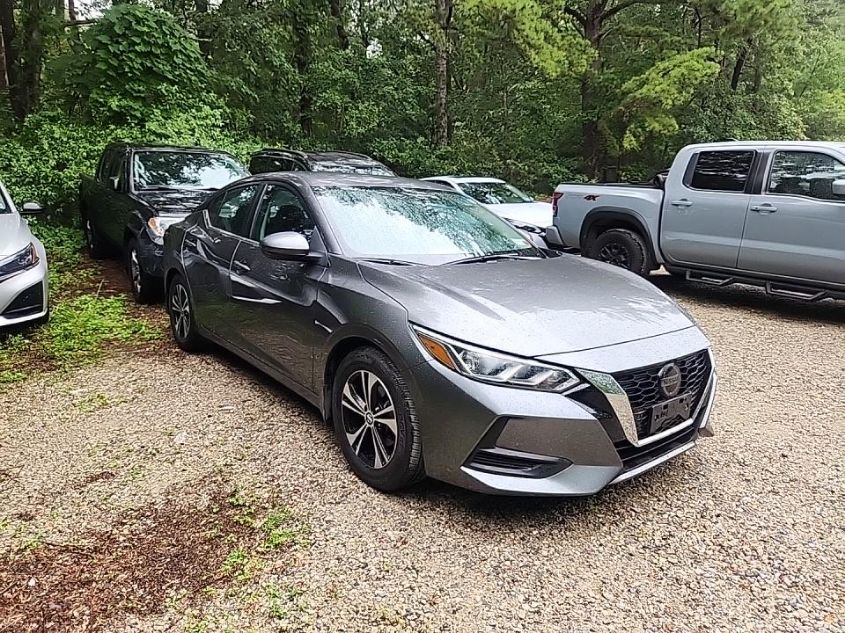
[{"left": 0, "top": 0, "right": 843, "bottom": 219}]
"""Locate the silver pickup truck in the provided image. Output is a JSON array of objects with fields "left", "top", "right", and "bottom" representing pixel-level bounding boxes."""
[{"left": 546, "top": 141, "right": 845, "bottom": 301}]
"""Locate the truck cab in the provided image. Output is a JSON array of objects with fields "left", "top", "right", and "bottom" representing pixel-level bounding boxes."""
[{"left": 548, "top": 141, "right": 845, "bottom": 301}]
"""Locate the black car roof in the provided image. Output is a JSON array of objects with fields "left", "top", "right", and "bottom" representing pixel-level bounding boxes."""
[
  {"left": 105, "top": 143, "right": 237, "bottom": 155},
  {"left": 251, "top": 148, "right": 383, "bottom": 163},
  {"left": 236, "top": 172, "right": 445, "bottom": 189}
]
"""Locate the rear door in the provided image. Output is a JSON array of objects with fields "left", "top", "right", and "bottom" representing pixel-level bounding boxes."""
[
  {"left": 182, "top": 184, "right": 261, "bottom": 335},
  {"left": 738, "top": 148, "right": 845, "bottom": 285},
  {"left": 661, "top": 149, "right": 757, "bottom": 268}
]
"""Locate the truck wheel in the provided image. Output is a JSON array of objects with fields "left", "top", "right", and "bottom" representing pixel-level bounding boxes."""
[
  {"left": 587, "top": 228, "right": 653, "bottom": 276},
  {"left": 126, "top": 239, "right": 159, "bottom": 304},
  {"left": 81, "top": 216, "right": 107, "bottom": 260}
]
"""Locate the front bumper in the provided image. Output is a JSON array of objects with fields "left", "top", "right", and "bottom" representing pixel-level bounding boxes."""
[
  {"left": 408, "top": 327, "right": 715, "bottom": 496},
  {"left": 545, "top": 225, "right": 567, "bottom": 249},
  {"left": 136, "top": 230, "right": 166, "bottom": 278},
  {"left": 0, "top": 245, "right": 49, "bottom": 328}
]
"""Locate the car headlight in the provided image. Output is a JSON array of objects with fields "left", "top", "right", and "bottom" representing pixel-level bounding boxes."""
[
  {"left": 0, "top": 243, "right": 39, "bottom": 281},
  {"left": 412, "top": 326, "right": 580, "bottom": 392},
  {"left": 146, "top": 217, "right": 182, "bottom": 243}
]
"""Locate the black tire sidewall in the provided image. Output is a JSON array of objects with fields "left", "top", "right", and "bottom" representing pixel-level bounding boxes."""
[
  {"left": 590, "top": 229, "right": 651, "bottom": 276},
  {"left": 332, "top": 348, "right": 423, "bottom": 491}
]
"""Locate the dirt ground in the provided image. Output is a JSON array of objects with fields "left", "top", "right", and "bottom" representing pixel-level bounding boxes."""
[{"left": 1, "top": 273, "right": 843, "bottom": 632}]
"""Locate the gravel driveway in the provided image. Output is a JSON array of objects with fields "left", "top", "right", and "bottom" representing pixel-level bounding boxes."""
[{"left": 1, "top": 276, "right": 843, "bottom": 632}]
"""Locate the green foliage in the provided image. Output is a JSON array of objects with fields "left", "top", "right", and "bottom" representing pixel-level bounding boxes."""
[{"left": 54, "top": 4, "right": 211, "bottom": 124}]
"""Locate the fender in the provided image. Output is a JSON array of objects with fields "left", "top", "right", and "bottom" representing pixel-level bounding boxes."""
[{"left": 580, "top": 206, "right": 663, "bottom": 265}]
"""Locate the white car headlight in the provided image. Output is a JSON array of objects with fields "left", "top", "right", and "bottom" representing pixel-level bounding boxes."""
[
  {"left": 0, "top": 243, "right": 39, "bottom": 281},
  {"left": 412, "top": 326, "right": 580, "bottom": 392}
]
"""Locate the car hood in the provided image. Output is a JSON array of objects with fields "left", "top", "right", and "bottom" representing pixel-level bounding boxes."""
[
  {"left": 484, "top": 201, "right": 553, "bottom": 229},
  {"left": 135, "top": 189, "right": 213, "bottom": 215},
  {"left": 0, "top": 213, "right": 33, "bottom": 258},
  {"left": 360, "top": 256, "right": 695, "bottom": 357}
]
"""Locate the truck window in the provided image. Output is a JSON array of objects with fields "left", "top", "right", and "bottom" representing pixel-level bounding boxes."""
[
  {"left": 688, "top": 151, "right": 754, "bottom": 193},
  {"left": 768, "top": 151, "right": 845, "bottom": 202}
]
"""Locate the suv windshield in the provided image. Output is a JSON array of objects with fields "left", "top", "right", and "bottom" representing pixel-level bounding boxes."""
[
  {"left": 459, "top": 181, "right": 533, "bottom": 205},
  {"left": 314, "top": 186, "right": 538, "bottom": 264},
  {"left": 133, "top": 151, "right": 247, "bottom": 191}
]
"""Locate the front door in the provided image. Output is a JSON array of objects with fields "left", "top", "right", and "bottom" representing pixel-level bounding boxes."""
[
  {"left": 229, "top": 184, "right": 327, "bottom": 391},
  {"left": 661, "top": 149, "right": 756, "bottom": 268},
  {"left": 738, "top": 149, "right": 845, "bottom": 285},
  {"left": 183, "top": 184, "right": 261, "bottom": 335}
]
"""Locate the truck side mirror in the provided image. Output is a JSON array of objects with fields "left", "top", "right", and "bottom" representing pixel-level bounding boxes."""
[{"left": 831, "top": 179, "right": 845, "bottom": 197}]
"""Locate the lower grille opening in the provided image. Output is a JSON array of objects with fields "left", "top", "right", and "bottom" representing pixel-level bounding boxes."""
[
  {"left": 615, "top": 422, "right": 698, "bottom": 472},
  {"left": 467, "top": 447, "right": 572, "bottom": 479},
  {"left": 2, "top": 282, "right": 44, "bottom": 318}
]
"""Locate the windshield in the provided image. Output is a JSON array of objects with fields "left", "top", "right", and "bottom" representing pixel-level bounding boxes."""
[
  {"left": 459, "top": 181, "right": 533, "bottom": 204},
  {"left": 311, "top": 161, "right": 395, "bottom": 176},
  {"left": 314, "top": 186, "right": 538, "bottom": 264},
  {"left": 133, "top": 151, "right": 247, "bottom": 191}
]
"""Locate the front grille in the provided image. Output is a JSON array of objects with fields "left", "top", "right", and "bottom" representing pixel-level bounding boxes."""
[
  {"left": 2, "top": 282, "right": 44, "bottom": 318},
  {"left": 613, "top": 350, "right": 711, "bottom": 439}
]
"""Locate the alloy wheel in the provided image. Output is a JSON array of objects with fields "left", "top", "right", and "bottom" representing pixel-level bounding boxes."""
[
  {"left": 340, "top": 370, "right": 398, "bottom": 469},
  {"left": 599, "top": 242, "right": 630, "bottom": 268},
  {"left": 170, "top": 283, "right": 191, "bottom": 341},
  {"left": 129, "top": 249, "right": 142, "bottom": 296}
]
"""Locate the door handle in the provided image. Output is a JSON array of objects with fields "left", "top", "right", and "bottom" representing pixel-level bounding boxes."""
[
  {"left": 750, "top": 204, "right": 778, "bottom": 214},
  {"left": 670, "top": 199, "right": 693, "bottom": 208}
]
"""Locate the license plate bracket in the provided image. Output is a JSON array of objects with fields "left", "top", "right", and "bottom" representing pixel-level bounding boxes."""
[{"left": 649, "top": 393, "right": 693, "bottom": 434}]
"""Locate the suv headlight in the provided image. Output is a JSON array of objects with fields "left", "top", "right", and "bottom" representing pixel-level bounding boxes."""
[
  {"left": 412, "top": 326, "right": 580, "bottom": 392},
  {"left": 0, "top": 243, "right": 39, "bottom": 281}
]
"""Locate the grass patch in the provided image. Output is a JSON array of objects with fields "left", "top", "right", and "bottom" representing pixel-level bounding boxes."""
[{"left": 0, "top": 224, "right": 164, "bottom": 385}]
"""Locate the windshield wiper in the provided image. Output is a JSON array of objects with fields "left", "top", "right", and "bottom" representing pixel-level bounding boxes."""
[
  {"left": 357, "top": 257, "right": 418, "bottom": 266},
  {"left": 450, "top": 252, "right": 541, "bottom": 265}
]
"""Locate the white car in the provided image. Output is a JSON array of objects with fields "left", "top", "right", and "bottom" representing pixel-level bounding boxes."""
[
  {"left": 421, "top": 176, "right": 553, "bottom": 246},
  {"left": 0, "top": 181, "right": 48, "bottom": 328}
]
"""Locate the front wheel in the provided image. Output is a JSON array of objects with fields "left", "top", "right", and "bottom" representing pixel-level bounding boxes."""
[
  {"left": 167, "top": 274, "right": 206, "bottom": 352},
  {"left": 126, "top": 239, "right": 159, "bottom": 304},
  {"left": 332, "top": 347, "right": 425, "bottom": 491},
  {"left": 586, "top": 228, "right": 653, "bottom": 276}
]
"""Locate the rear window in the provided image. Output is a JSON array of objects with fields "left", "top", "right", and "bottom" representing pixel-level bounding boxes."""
[{"left": 688, "top": 151, "right": 755, "bottom": 192}]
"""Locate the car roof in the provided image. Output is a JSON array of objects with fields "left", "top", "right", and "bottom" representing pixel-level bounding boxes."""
[
  {"left": 238, "top": 172, "right": 449, "bottom": 190},
  {"left": 422, "top": 176, "right": 506, "bottom": 184},
  {"left": 106, "top": 143, "right": 235, "bottom": 154},
  {"left": 685, "top": 141, "right": 845, "bottom": 151},
  {"left": 252, "top": 148, "right": 382, "bottom": 163}
]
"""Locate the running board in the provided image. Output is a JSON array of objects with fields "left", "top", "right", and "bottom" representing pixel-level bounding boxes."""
[{"left": 680, "top": 269, "right": 835, "bottom": 302}]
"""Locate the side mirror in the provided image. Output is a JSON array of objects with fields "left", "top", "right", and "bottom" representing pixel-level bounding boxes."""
[
  {"left": 260, "top": 231, "right": 314, "bottom": 261},
  {"left": 831, "top": 179, "right": 845, "bottom": 197},
  {"left": 20, "top": 201, "right": 44, "bottom": 215},
  {"left": 109, "top": 176, "right": 121, "bottom": 191}
]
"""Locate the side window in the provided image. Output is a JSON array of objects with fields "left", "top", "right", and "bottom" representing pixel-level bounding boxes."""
[
  {"left": 768, "top": 151, "right": 845, "bottom": 202},
  {"left": 208, "top": 185, "right": 260, "bottom": 236},
  {"left": 688, "top": 151, "right": 755, "bottom": 192},
  {"left": 252, "top": 185, "right": 315, "bottom": 241},
  {"left": 106, "top": 154, "right": 127, "bottom": 190}
]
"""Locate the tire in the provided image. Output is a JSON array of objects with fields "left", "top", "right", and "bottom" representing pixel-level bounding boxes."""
[
  {"left": 81, "top": 215, "right": 107, "bottom": 259},
  {"left": 586, "top": 228, "right": 653, "bottom": 276},
  {"left": 332, "top": 347, "right": 425, "bottom": 492},
  {"left": 126, "top": 238, "right": 159, "bottom": 304},
  {"left": 166, "top": 274, "right": 206, "bottom": 352}
]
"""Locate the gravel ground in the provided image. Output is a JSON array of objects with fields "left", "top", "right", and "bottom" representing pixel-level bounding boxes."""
[{"left": 1, "top": 275, "right": 843, "bottom": 632}]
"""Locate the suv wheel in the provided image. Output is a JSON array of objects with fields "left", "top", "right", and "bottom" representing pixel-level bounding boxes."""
[
  {"left": 126, "top": 239, "right": 158, "bottom": 304},
  {"left": 588, "top": 228, "right": 653, "bottom": 276},
  {"left": 332, "top": 347, "right": 425, "bottom": 491},
  {"left": 82, "top": 216, "right": 107, "bottom": 259},
  {"left": 167, "top": 274, "right": 206, "bottom": 352}
]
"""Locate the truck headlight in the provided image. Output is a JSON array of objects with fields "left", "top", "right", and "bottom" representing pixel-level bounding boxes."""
[
  {"left": 146, "top": 217, "right": 183, "bottom": 244},
  {"left": 0, "top": 243, "right": 39, "bottom": 281},
  {"left": 412, "top": 326, "right": 580, "bottom": 392}
]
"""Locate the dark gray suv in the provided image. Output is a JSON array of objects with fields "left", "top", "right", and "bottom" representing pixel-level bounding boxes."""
[{"left": 162, "top": 174, "right": 716, "bottom": 495}]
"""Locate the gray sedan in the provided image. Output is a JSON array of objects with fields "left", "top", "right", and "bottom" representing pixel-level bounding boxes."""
[
  {"left": 0, "top": 182, "right": 47, "bottom": 328},
  {"left": 162, "top": 174, "right": 716, "bottom": 495}
]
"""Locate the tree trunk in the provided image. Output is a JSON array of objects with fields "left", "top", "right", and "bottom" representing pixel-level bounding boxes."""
[
  {"left": 0, "top": 26, "right": 7, "bottom": 91},
  {"left": 433, "top": 0, "right": 453, "bottom": 147},
  {"left": 67, "top": 0, "right": 76, "bottom": 21},
  {"left": 580, "top": 1, "right": 605, "bottom": 180},
  {"left": 730, "top": 44, "right": 749, "bottom": 91},
  {"left": 0, "top": 0, "right": 25, "bottom": 120},
  {"left": 292, "top": 2, "right": 313, "bottom": 137},
  {"left": 329, "top": 0, "right": 349, "bottom": 50}
]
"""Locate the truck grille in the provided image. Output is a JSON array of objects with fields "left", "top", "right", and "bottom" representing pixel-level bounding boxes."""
[{"left": 613, "top": 350, "right": 711, "bottom": 439}]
